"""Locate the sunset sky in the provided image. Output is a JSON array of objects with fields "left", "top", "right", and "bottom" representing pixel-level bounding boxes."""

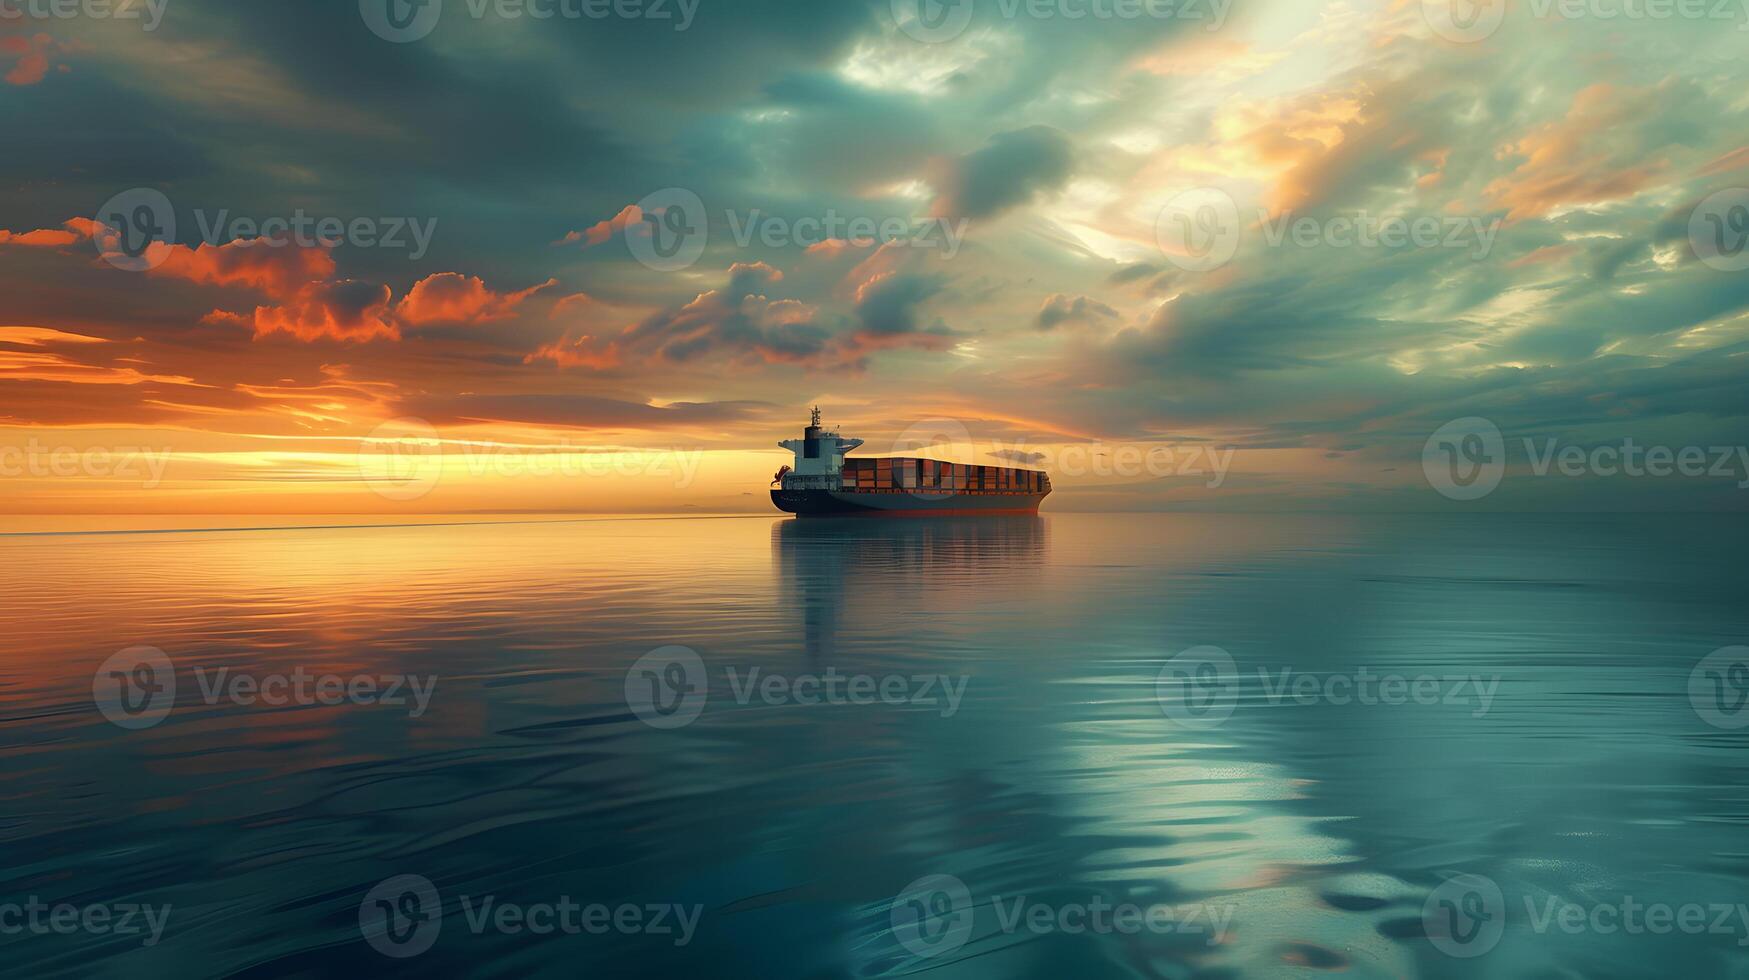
[{"left": 3, "top": 0, "right": 1748, "bottom": 518}]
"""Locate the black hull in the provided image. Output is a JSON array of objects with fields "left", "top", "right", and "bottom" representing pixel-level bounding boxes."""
[{"left": 772, "top": 488, "right": 1048, "bottom": 517}]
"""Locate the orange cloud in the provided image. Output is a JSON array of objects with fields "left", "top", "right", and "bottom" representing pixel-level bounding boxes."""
[
  {"left": 0, "top": 326, "right": 108, "bottom": 346},
  {"left": 549, "top": 291, "right": 603, "bottom": 321},
  {"left": 150, "top": 237, "right": 337, "bottom": 298},
  {"left": 2, "top": 227, "right": 77, "bottom": 247},
  {"left": 0, "top": 217, "right": 95, "bottom": 248},
  {"left": 524, "top": 334, "right": 622, "bottom": 370},
  {"left": 1, "top": 32, "right": 57, "bottom": 87},
  {"left": 555, "top": 204, "right": 642, "bottom": 246},
  {"left": 393, "top": 273, "right": 557, "bottom": 325},
  {"left": 1697, "top": 146, "right": 1749, "bottom": 178},
  {"left": 1133, "top": 36, "right": 1284, "bottom": 81},
  {"left": 1484, "top": 83, "right": 1671, "bottom": 222},
  {"left": 803, "top": 238, "right": 875, "bottom": 259},
  {"left": 210, "top": 280, "right": 398, "bottom": 343},
  {"left": 0, "top": 349, "right": 194, "bottom": 386}
]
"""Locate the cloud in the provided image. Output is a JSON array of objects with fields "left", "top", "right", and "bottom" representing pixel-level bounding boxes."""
[
  {"left": 930, "top": 126, "right": 1075, "bottom": 220},
  {"left": 1696, "top": 145, "right": 1749, "bottom": 178},
  {"left": 549, "top": 291, "right": 605, "bottom": 320},
  {"left": 216, "top": 280, "right": 397, "bottom": 343},
  {"left": 555, "top": 204, "right": 643, "bottom": 247},
  {"left": 852, "top": 271, "right": 945, "bottom": 336},
  {"left": 804, "top": 238, "right": 875, "bottom": 259},
  {"left": 620, "top": 261, "right": 835, "bottom": 365},
  {"left": 81, "top": 224, "right": 556, "bottom": 341},
  {"left": 0, "top": 326, "right": 108, "bottom": 346},
  {"left": 524, "top": 295, "right": 628, "bottom": 369},
  {"left": 1037, "top": 294, "right": 1118, "bottom": 330},
  {"left": 0, "top": 217, "right": 95, "bottom": 248},
  {"left": 1108, "top": 263, "right": 1156, "bottom": 284},
  {"left": 1, "top": 31, "right": 58, "bottom": 86},
  {"left": 396, "top": 393, "right": 772, "bottom": 431},
  {"left": 524, "top": 333, "right": 622, "bottom": 370},
  {"left": 0, "top": 336, "right": 195, "bottom": 386},
  {"left": 1484, "top": 82, "right": 1691, "bottom": 222},
  {"left": 394, "top": 273, "right": 558, "bottom": 326},
  {"left": 149, "top": 237, "right": 337, "bottom": 298},
  {"left": 1216, "top": 73, "right": 1455, "bottom": 217}
]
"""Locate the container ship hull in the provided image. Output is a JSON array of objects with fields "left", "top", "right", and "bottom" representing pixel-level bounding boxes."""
[
  {"left": 772, "top": 488, "right": 1048, "bottom": 517},
  {"left": 770, "top": 409, "right": 1052, "bottom": 519}
]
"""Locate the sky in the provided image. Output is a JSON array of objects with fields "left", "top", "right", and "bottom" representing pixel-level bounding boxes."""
[{"left": 2, "top": 0, "right": 1748, "bottom": 518}]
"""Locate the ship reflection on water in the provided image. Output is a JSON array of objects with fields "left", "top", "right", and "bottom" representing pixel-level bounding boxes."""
[{"left": 774, "top": 516, "right": 1047, "bottom": 660}]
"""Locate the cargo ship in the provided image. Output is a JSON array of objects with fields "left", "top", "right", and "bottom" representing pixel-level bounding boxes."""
[{"left": 771, "top": 408, "right": 1051, "bottom": 516}]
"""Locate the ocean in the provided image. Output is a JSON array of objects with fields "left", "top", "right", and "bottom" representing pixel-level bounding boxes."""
[{"left": 3, "top": 512, "right": 1747, "bottom": 977}]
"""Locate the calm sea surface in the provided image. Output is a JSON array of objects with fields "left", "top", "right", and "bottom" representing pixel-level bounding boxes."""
[{"left": 3, "top": 513, "right": 1748, "bottom": 977}]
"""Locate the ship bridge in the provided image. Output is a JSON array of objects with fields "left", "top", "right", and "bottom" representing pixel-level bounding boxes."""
[{"left": 778, "top": 407, "right": 863, "bottom": 489}]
